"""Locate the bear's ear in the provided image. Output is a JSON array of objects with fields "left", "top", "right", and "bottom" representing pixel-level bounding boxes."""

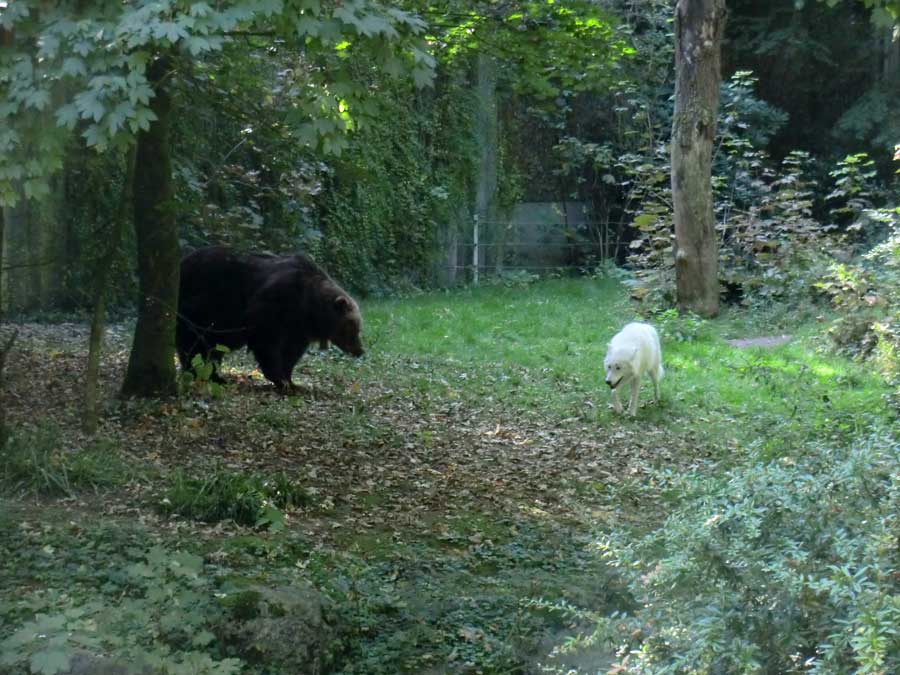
[{"left": 334, "top": 295, "right": 352, "bottom": 314}]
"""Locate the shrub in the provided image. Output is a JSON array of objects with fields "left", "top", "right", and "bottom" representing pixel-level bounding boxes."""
[
  {"left": 583, "top": 434, "right": 900, "bottom": 674},
  {"left": 159, "top": 468, "right": 311, "bottom": 528},
  {"left": 817, "top": 206, "right": 900, "bottom": 380},
  {"left": 0, "top": 543, "right": 242, "bottom": 674}
]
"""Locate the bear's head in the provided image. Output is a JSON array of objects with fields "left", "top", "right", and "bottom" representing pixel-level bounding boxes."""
[{"left": 330, "top": 294, "right": 364, "bottom": 357}]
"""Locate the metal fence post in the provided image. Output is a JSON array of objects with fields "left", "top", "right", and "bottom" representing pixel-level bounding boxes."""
[{"left": 472, "top": 215, "right": 479, "bottom": 286}]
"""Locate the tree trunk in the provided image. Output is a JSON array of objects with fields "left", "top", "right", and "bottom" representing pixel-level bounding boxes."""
[
  {"left": 671, "top": 0, "right": 726, "bottom": 318},
  {"left": 0, "top": 207, "right": 17, "bottom": 448},
  {"left": 85, "top": 147, "right": 136, "bottom": 432},
  {"left": 121, "top": 56, "right": 179, "bottom": 398},
  {"left": 473, "top": 53, "right": 498, "bottom": 278},
  {"left": 879, "top": 25, "right": 899, "bottom": 81},
  {"left": 4, "top": 196, "right": 39, "bottom": 312}
]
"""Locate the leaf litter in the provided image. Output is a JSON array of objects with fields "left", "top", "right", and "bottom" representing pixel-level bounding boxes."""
[{"left": 4, "top": 321, "right": 706, "bottom": 540}]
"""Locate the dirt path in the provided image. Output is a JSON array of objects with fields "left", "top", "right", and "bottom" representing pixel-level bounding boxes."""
[{"left": 727, "top": 334, "right": 792, "bottom": 349}]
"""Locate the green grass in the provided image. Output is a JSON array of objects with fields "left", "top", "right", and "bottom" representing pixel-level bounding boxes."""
[
  {"left": 354, "top": 277, "right": 893, "bottom": 458},
  {"left": 0, "top": 425, "right": 137, "bottom": 497},
  {"left": 159, "top": 467, "right": 312, "bottom": 526}
]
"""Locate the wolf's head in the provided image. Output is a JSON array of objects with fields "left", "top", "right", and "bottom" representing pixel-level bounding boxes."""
[{"left": 603, "top": 345, "right": 638, "bottom": 389}]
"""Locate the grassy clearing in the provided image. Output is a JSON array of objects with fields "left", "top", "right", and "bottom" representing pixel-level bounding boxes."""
[
  {"left": 1, "top": 276, "right": 895, "bottom": 674},
  {"left": 359, "top": 276, "right": 892, "bottom": 456}
]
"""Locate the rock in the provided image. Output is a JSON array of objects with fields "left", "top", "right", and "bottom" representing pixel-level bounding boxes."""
[{"left": 223, "top": 582, "right": 338, "bottom": 674}]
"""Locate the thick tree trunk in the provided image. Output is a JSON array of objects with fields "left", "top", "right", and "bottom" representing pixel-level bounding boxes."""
[
  {"left": 121, "top": 56, "right": 179, "bottom": 398},
  {"left": 671, "top": 0, "right": 726, "bottom": 318},
  {"left": 85, "top": 147, "right": 135, "bottom": 432}
]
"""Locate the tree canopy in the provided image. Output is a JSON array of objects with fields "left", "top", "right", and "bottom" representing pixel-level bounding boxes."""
[{"left": 0, "top": 0, "right": 434, "bottom": 206}]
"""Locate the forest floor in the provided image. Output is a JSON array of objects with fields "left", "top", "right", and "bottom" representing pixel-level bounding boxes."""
[{"left": 1, "top": 277, "right": 895, "bottom": 674}]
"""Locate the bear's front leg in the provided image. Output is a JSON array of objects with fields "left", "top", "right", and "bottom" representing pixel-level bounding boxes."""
[
  {"left": 279, "top": 341, "right": 309, "bottom": 390},
  {"left": 251, "top": 342, "right": 292, "bottom": 390}
]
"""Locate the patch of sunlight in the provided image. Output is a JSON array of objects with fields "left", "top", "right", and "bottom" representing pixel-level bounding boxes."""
[
  {"left": 668, "top": 354, "right": 701, "bottom": 371},
  {"left": 809, "top": 361, "right": 840, "bottom": 378}
]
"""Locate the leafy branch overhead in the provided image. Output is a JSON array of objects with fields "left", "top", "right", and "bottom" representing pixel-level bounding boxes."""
[
  {"left": 426, "top": 0, "right": 633, "bottom": 98},
  {"left": 0, "top": 0, "right": 435, "bottom": 206}
]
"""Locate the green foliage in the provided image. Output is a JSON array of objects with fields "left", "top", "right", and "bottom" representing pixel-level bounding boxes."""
[
  {"left": 178, "top": 349, "right": 229, "bottom": 398},
  {"left": 428, "top": 0, "right": 632, "bottom": 98},
  {"left": 718, "top": 70, "right": 789, "bottom": 151},
  {"left": 159, "top": 467, "right": 311, "bottom": 528},
  {"left": 0, "top": 534, "right": 241, "bottom": 675},
  {"left": 0, "top": 0, "right": 435, "bottom": 206},
  {"left": 586, "top": 433, "right": 900, "bottom": 674},
  {"left": 624, "top": 73, "right": 883, "bottom": 311},
  {"left": 833, "top": 85, "right": 900, "bottom": 161},
  {"left": 305, "top": 522, "right": 627, "bottom": 675},
  {"left": 816, "top": 204, "right": 900, "bottom": 380},
  {"left": 0, "top": 425, "right": 133, "bottom": 497},
  {"left": 827, "top": 152, "right": 880, "bottom": 229},
  {"left": 649, "top": 308, "right": 711, "bottom": 344},
  {"left": 313, "top": 75, "right": 474, "bottom": 291}
]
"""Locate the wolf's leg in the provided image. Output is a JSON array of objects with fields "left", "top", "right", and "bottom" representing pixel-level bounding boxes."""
[
  {"left": 628, "top": 378, "right": 641, "bottom": 416},
  {"left": 612, "top": 387, "right": 623, "bottom": 414},
  {"left": 650, "top": 368, "right": 661, "bottom": 402}
]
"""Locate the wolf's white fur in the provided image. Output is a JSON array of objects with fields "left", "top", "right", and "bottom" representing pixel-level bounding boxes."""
[{"left": 603, "top": 322, "right": 663, "bottom": 416}]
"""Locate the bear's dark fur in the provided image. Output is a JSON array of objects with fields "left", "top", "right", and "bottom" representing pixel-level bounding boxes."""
[{"left": 176, "top": 246, "right": 364, "bottom": 388}]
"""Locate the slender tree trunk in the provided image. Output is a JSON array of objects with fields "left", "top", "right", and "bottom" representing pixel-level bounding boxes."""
[
  {"left": 474, "top": 53, "right": 498, "bottom": 278},
  {"left": 671, "top": 0, "right": 726, "bottom": 318},
  {"left": 879, "top": 26, "right": 899, "bottom": 81},
  {"left": 121, "top": 56, "right": 179, "bottom": 398},
  {"left": 85, "top": 147, "right": 136, "bottom": 432},
  {"left": 0, "top": 207, "right": 17, "bottom": 448}
]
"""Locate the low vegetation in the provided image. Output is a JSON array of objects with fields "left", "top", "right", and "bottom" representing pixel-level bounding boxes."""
[{"left": 2, "top": 276, "right": 896, "bottom": 673}]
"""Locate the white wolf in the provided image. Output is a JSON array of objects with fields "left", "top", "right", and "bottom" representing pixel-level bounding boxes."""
[{"left": 603, "top": 322, "right": 663, "bottom": 416}]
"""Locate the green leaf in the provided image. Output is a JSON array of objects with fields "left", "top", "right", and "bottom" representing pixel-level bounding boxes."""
[
  {"left": 29, "top": 650, "right": 71, "bottom": 675},
  {"left": 54, "top": 103, "right": 79, "bottom": 129},
  {"left": 185, "top": 35, "right": 213, "bottom": 55},
  {"left": 82, "top": 124, "right": 107, "bottom": 150},
  {"left": 254, "top": 0, "right": 285, "bottom": 15},
  {"left": 192, "top": 630, "right": 215, "bottom": 648},
  {"left": 26, "top": 89, "right": 51, "bottom": 111},
  {"left": 61, "top": 57, "right": 87, "bottom": 77},
  {"left": 411, "top": 65, "right": 432, "bottom": 89},
  {"left": 130, "top": 106, "right": 158, "bottom": 133},
  {"left": 189, "top": 2, "right": 214, "bottom": 17}
]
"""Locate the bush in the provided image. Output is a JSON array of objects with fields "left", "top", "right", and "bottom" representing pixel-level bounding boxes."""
[
  {"left": 583, "top": 434, "right": 900, "bottom": 674},
  {"left": 0, "top": 542, "right": 242, "bottom": 674},
  {"left": 159, "top": 468, "right": 312, "bottom": 528},
  {"left": 817, "top": 206, "right": 900, "bottom": 381}
]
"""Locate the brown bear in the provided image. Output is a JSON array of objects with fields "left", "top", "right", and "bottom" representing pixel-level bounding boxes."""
[{"left": 176, "top": 246, "right": 364, "bottom": 389}]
